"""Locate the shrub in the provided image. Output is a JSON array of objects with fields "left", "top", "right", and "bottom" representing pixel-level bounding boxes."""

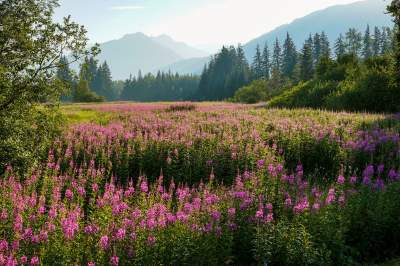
[{"left": 232, "top": 80, "right": 269, "bottom": 104}]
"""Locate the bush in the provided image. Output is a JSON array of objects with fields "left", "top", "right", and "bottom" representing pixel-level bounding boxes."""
[
  {"left": 344, "top": 182, "right": 400, "bottom": 263},
  {"left": 255, "top": 221, "right": 331, "bottom": 266},
  {"left": 269, "top": 55, "right": 400, "bottom": 113},
  {"left": 0, "top": 105, "right": 62, "bottom": 175},
  {"left": 326, "top": 57, "right": 399, "bottom": 112},
  {"left": 232, "top": 80, "right": 269, "bottom": 103},
  {"left": 268, "top": 81, "right": 338, "bottom": 109}
]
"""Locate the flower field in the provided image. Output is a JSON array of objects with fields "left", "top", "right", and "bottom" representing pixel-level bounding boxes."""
[{"left": 1, "top": 102, "right": 400, "bottom": 265}]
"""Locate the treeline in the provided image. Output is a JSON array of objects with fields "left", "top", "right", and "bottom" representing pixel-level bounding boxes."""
[
  {"left": 230, "top": 25, "right": 399, "bottom": 112},
  {"left": 57, "top": 25, "right": 396, "bottom": 105},
  {"left": 58, "top": 59, "right": 199, "bottom": 102},
  {"left": 120, "top": 71, "right": 199, "bottom": 102},
  {"left": 202, "top": 25, "right": 395, "bottom": 103},
  {"left": 194, "top": 45, "right": 250, "bottom": 100},
  {"left": 57, "top": 57, "right": 123, "bottom": 102}
]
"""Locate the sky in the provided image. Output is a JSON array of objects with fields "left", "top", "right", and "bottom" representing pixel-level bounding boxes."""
[{"left": 55, "top": 0, "right": 362, "bottom": 51}]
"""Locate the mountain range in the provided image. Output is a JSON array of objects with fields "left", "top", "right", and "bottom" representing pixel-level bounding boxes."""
[
  {"left": 94, "top": 33, "right": 209, "bottom": 80},
  {"left": 93, "top": 0, "right": 393, "bottom": 80}
]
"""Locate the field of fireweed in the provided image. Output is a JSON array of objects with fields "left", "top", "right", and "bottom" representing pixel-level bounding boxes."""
[{"left": 1, "top": 102, "right": 400, "bottom": 265}]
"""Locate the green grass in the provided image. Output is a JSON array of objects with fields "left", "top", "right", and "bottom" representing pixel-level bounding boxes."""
[{"left": 61, "top": 106, "right": 113, "bottom": 125}]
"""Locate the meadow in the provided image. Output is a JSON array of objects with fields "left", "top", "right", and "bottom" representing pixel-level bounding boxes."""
[{"left": 1, "top": 102, "right": 400, "bottom": 265}]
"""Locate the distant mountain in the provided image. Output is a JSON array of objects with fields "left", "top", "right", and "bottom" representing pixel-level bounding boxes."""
[
  {"left": 93, "top": 33, "right": 208, "bottom": 80},
  {"left": 157, "top": 57, "right": 211, "bottom": 75},
  {"left": 151, "top": 34, "right": 208, "bottom": 59},
  {"left": 243, "top": 0, "right": 393, "bottom": 60},
  {"left": 167, "top": 0, "right": 393, "bottom": 74}
]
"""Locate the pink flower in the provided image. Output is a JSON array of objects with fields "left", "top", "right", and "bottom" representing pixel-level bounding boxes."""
[
  {"left": 110, "top": 256, "right": 119, "bottom": 266},
  {"left": 20, "top": 256, "right": 27, "bottom": 264},
  {"left": 65, "top": 189, "right": 73, "bottom": 200},
  {"left": 337, "top": 175, "right": 345, "bottom": 184},
  {"left": 147, "top": 235, "right": 156, "bottom": 246},
  {"left": 30, "top": 256, "right": 39, "bottom": 265},
  {"left": 227, "top": 208, "right": 236, "bottom": 218},
  {"left": 265, "top": 213, "right": 273, "bottom": 223},
  {"left": 350, "top": 176, "right": 357, "bottom": 184},
  {"left": 255, "top": 210, "right": 264, "bottom": 219},
  {"left": 99, "top": 235, "right": 109, "bottom": 250},
  {"left": 140, "top": 180, "right": 148, "bottom": 193},
  {"left": 211, "top": 210, "right": 221, "bottom": 221},
  {"left": 88, "top": 262, "right": 96, "bottom": 266},
  {"left": 116, "top": 228, "right": 126, "bottom": 240}
]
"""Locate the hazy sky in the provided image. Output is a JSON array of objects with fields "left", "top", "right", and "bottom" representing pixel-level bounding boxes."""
[{"left": 55, "top": 0, "right": 362, "bottom": 49}]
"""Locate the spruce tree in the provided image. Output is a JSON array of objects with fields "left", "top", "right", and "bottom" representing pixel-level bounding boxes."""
[
  {"left": 300, "top": 37, "right": 314, "bottom": 81},
  {"left": 362, "top": 25, "right": 373, "bottom": 59},
  {"left": 373, "top": 26, "right": 382, "bottom": 56},
  {"left": 388, "top": 0, "right": 400, "bottom": 88},
  {"left": 262, "top": 43, "right": 271, "bottom": 79},
  {"left": 320, "top": 31, "right": 331, "bottom": 58},
  {"left": 94, "top": 61, "right": 114, "bottom": 100},
  {"left": 313, "top": 33, "right": 322, "bottom": 63},
  {"left": 334, "top": 34, "right": 346, "bottom": 58},
  {"left": 345, "top": 28, "right": 362, "bottom": 56},
  {"left": 56, "top": 56, "right": 76, "bottom": 101},
  {"left": 380, "top": 27, "right": 391, "bottom": 55},
  {"left": 251, "top": 44, "right": 263, "bottom": 80},
  {"left": 282, "top": 32, "right": 297, "bottom": 78},
  {"left": 272, "top": 38, "right": 282, "bottom": 74}
]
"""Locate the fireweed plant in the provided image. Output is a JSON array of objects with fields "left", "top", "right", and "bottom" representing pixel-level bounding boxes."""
[{"left": 0, "top": 103, "right": 399, "bottom": 265}]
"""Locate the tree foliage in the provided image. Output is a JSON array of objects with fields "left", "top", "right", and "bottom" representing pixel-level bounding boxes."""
[{"left": 0, "top": 0, "right": 97, "bottom": 173}]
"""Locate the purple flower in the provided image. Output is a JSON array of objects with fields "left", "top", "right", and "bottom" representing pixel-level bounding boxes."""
[
  {"left": 255, "top": 209, "right": 264, "bottom": 219},
  {"left": 99, "top": 235, "right": 109, "bottom": 250},
  {"left": 110, "top": 256, "right": 119, "bottom": 266},
  {"left": 30, "top": 256, "right": 39, "bottom": 265},
  {"left": 257, "top": 159, "right": 265, "bottom": 169},
  {"left": 337, "top": 175, "right": 345, "bottom": 184},
  {"left": 147, "top": 235, "right": 156, "bottom": 246},
  {"left": 140, "top": 180, "right": 148, "bottom": 193},
  {"left": 228, "top": 208, "right": 236, "bottom": 218}
]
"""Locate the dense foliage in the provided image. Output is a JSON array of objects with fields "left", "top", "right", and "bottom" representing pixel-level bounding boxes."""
[
  {"left": 228, "top": 25, "right": 397, "bottom": 110},
  {"left": 120, "top": 72, "right": 199, "bottom": 102},
  {"left": 0, "top": 0, "right": 97, "bottom": 174}
]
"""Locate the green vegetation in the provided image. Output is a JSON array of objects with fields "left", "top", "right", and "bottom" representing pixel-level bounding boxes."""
[
  {"left": 0, "top": 0, "right": 97, "bottom": 174},
  {"left": 232, "top": 80, "right": 269, "bottom": 103}
]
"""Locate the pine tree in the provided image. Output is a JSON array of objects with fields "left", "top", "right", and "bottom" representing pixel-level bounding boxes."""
[
  {"left": 56, "top": 56, "right": 76, "bottom": 101},
  {"left": 262, "top": 43, "right": 270, "bottom": 79},
  {"left": 313, "top": 33, "right": 322, "bottom": 63},
  {"left": 334, "top": 34, "right": 346, "bottom": 58},
  {"left": 362, "top": 25, "right": 373, "bottom": 59},
  {"left": 251, "top": 44, "right": 263, "bottom": 80},
  {"left": 320, "top": 31, "right": 331, "bottom": 58},
  {"left": 93, "top": 61, "right": 114, "bottom": 100},
  {"left": 388, "top": 0, "right": 400, "bottom": 88},
  {"left": 272, "top": 38, "right": 282, "bottom": 74},
  {"left": 345, "top": 28, "right": 362, "bottom": 56},
  {"left": 300, "top": 37, "right": 314, "bottom": 81},
  {"left": 380, "top": 27, "right": 391, "bottom": 55},
  {"left": 373, "top": 26, "right": 382, "bottom": 56},
  {"left": 282, "top": 32, "right": 297, "bottom": 78}
]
